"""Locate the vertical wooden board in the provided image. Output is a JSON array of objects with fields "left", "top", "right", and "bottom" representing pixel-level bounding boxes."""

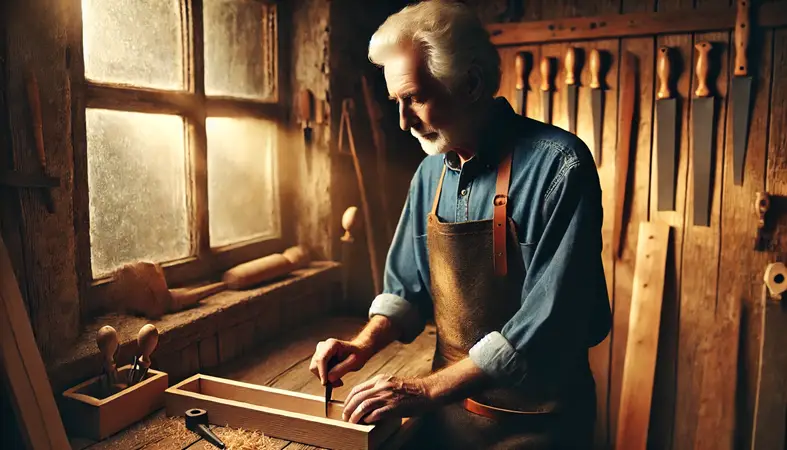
[
  {"left": 576, "top": 37, "right": 620, "bottom": 450},
  {"left": 674, "top": 29, "right": 731, "bottom": 450},
  {"left": 647, "top": 32, "right": 694, "bottom": 450},
  {"left": 609, "top": 36, "right": 654, "bottom": 449},
  {"left": 615, "top": 221, "right": 670, "bottom": 450},
  {"left": 621, "top": 0, "right": 656, "bottom": 14},
  {"left": 767, "top": 30, "right": 787, "bottom": 254},
  {"left": 540, "top": 42, "right": 570, "bottom": 132},
  {"left": 218, "top": 326, "right": 240, "bottom": 365},
  {"left": 715, "top": 28, "right": 773, "bottom": 450},
  {"left": 181, "top": 343, "right": 200, "bottom": 382},
  {"left": 255, "top": 298, "right": 282, "bottom": 343},
  {"left": 198, "top": 336, "right": 219, "bottom": 371}
]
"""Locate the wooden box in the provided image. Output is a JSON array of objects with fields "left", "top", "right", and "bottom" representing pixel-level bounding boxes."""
[
  {"left": 165, "top": 374, "right": 401, "bottom": 450},
  {"left": 61, "top": 365, "right": 168, "bottom": 440}
]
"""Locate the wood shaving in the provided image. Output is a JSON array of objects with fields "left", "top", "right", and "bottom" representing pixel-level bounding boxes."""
[{"left": 212, "top": 425, "right": 278, "bottom": 450}]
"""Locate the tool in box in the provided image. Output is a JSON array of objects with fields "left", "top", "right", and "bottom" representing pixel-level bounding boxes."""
[
  {"left": 96, "top": 325, "right": 119, "bottom": 394},
  {"left": 128, "top": 324, "right": 159, "bottom": 386},
  {"left": 185, "top": 408, "right": 226, "bottom": 449}
]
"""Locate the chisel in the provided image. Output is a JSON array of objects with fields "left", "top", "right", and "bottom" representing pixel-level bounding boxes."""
[
  {"left": 514, "top": 52, "right": 528, "bottom": 116},
  {"left": 692, "top": 41, "right": 715, "bottom": 227},
  {"left": 128, "top": 324, "right": 159, "bottom": 385},
  {"left": 656, "top": 46, "right": 678, "bottom": 211},
  {"left": 96, "top": 325, "right": 119, "bottom": 394},
  {"left": 539, "top": 57, "right": 553, "bottom": 125},
  {"left": 565, "top": 47, "right": 578, "bottom": 135},
  {"left": 589, "top": 49, "right": 604, "bottom": 166},
  {"left": 732, "top": 0, "right": 753, "bottom": 186}
]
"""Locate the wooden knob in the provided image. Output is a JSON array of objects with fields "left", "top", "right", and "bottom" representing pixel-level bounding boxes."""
[
  {"left": 694, "top": 41, "right": 712, "bottom": 98},
  {"left": 589, "top": 49, "right": 601, "bottom": 90},
  {"left": 657, "top": 47, "right": 673, "bottom": 100},
  {"left": 755, "top": 191, "right": 770, "bottom": 228},
  {"left": 137, "top": 324, "right": 159, "bottom": 369},
  {"left": 539, "top": 57, "right": 551, "bottom": 92},
  {"left": 97, "top": 325, "right": 118, "bottom": 365},
  {"left": 515, "top": 52, "right": 526, "bottom": 90},
  {"left": 565, "top": 47, "right": 576, "bottom": 86},
  {"left": 734, "top": 0, "right": 750, "bottom": 77}
]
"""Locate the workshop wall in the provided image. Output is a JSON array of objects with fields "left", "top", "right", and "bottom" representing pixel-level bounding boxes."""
[{"left": 479, "top": 1, "right": 787, "bottom": 450}]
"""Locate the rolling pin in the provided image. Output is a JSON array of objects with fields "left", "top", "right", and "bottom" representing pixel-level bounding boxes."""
[
  {"left": 96, "top": 325, "right": 119, "bottom": 394},
  {"left": 113, "top": 246, "right": 311, "bottom": 318},
  {"left": 128, "top": 324, "right": 159, "bottom": 385}
]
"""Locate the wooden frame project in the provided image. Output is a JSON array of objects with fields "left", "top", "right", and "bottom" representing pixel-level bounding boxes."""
[{"left": 166, "top": 374, "right": 401, "bottom": 450}]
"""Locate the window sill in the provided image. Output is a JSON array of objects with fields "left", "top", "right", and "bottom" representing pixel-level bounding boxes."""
[{"left": 47, "top": 261, "right": 341, "bottom": 394}]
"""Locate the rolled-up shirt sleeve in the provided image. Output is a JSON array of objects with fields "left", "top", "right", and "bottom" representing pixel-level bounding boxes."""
[
  {"left": 469, "top": 161, "right": 611, "bottom": 384},
  {"left": 368, "top": 182, "right": 430, "bottom": 343}
]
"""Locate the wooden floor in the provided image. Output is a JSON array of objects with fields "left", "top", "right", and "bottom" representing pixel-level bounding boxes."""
[{"left": 70, "top": 316, "right": 437, "bottom": 450}]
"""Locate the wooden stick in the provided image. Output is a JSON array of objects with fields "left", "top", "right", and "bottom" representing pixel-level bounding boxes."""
[
  {"left": 486, "top": 2, "right": 787, "bottom": 46},
  {"left": 0, "top": 234, "right": 70, "bottom": 449},
  {"left": 614, "top": 52, "right": 637, "bottom": 258},
  {"left": 361, "top": 76, "right": 393, "bottom": 241}
]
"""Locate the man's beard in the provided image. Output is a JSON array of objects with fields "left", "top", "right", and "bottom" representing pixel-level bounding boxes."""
[{"left": 411, "top": 128, "right": 450, "bottom": 156}]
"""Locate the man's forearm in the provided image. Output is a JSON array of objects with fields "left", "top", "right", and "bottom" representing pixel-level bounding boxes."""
[
  {"left": 351, "top": 315, "right": 402, "bottom": 355},
  {"left": 424, "top": 358, "right": 493, "bottom": 405}
]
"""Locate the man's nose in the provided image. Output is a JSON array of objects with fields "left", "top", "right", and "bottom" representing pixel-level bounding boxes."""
[{"left": 398, "top": 102, "right": 415, "bottom": 131}]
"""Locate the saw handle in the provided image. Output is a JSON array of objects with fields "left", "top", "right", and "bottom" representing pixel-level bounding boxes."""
[
  {"left": 515, "top": 52, "right": 526, "bottom": 90},
  {"left": 564, "top": 47, "right": 576, "bottom": 86},
  {"left": 136, "top": 324, "right": 159, "bottom": 370},
  {"left": 734, "top": 0, "right": 750, "bottom": 77},
  {"left": 589, "top": 49, "right": 601, "bottom": 90},
  {"left": 694, "top": 41, "right": 712, "bottom": 98},
  {"left": 657, "top": 47, "right": 673, "bottom": 100},
  {"left": 539, "top": 57, "right": 552, "bottom": 92}
]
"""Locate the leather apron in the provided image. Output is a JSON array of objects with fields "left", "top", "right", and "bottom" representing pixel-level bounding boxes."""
[{"left": 406, "top": 151, "right": 596, "bottom": 450}]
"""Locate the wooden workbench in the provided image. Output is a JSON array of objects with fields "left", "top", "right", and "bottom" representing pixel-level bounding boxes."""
[{"left": 68, "top": 316, "right": 437, "bottom": 450}]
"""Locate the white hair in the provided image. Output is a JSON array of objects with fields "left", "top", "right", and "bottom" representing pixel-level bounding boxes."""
[{"left": 368, "top": 0, "right": 501, "bottom": 99}]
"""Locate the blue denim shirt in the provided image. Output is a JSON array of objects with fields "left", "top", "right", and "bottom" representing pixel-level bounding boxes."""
[{"left": 369, "top": 97, "right": 611, "bottom": 386}]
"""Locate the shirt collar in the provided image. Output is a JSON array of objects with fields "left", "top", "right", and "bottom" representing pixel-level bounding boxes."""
[{"left": 443, "top": 97, "right": 518, "bottom": 172}]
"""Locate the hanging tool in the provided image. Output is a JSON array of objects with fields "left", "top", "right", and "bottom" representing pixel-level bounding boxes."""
[
  {"left": 539, "top": 56, "right": 553, "bottom": 125},
  {"left": 514, "top": 52, "right": 528, "bottom": 116},
  {"left": 656, "top": 46, "right": 678, "bottom": 212},
  {"left": 338, "top": 98, "right": 382, "bottom": 294},
  {"left": 732, "top": 0, "right": 753, "bottom": 186},
  {"left": 96, "top": 325, "right": 119, "bottom": 394},
  {"left": 128, "top": 324, "right": 159, "bottom": 386},
  {"left": 589, "top": 48, "right": 604, "bottom": 166},
  {"left": 23, "top": 69, "right": 55, "bottom": 213},
  {"left": 692, "top": 41, "right": 715, "bottom": 227},
  {"left": 564, "top": 47, "right": 578, "bottom": 135},
  {"left": 613, "top": 52, "right": 637, "bottom": 258},
  {"left": 754, "top": 191, "right": 771, "bottom": 251},
  {"left": 185, "top": 408, "right": 226, "bottom": 449},
  {"left": 298, "top": 89, "right": 315, "bottom": 174}
]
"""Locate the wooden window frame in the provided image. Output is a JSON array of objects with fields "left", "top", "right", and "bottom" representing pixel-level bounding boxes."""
[{"left": 70, "top": 0, "right": 293, "bottom": 316}]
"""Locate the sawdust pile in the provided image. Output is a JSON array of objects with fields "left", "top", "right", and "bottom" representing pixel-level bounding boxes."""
[
  {"left": 211, "top": 426, "right": 280, "bottom": 450},
  {"left": 140, "top": 415, "right": 279, "bottom": 449}
]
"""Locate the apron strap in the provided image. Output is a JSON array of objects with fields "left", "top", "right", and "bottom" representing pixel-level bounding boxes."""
[
  {"left": 493, "top": 152, "right": 513, "bottom": 277},
  {"left": 431, "top": 163, "right": 448, "bottom": 215}
]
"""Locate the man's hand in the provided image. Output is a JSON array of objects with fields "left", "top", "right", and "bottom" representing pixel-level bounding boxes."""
[
  {"left": 309, "top": 338, "right": 374, "bottom": 387},
  {"left": 341, "top": 374, "right": 435, "bottom": 424}
]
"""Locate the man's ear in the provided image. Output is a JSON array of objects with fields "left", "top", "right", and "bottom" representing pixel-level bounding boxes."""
[{"left": 466, "top": 65, "right": 485, "bottom": 102}]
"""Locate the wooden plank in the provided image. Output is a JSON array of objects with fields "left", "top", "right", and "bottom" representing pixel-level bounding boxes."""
[
  {"left": 487, "top": 2, "right": 787, "bottom": 46},
  {"left": 615, "top": 221, "right": 670, "bottom": 450},
  {"left": 0, "top": 233, "right": 70, "bottom": 449},
  {"left": 612, "top": 50, "right": 637, "bottom": 258},
  {"left": 609, "top": 36, "right": 654, "bottom": 448},
  {"left": 711, "top": 23, "right": 774, "bottom": 450},
  {"left": 673, "top": 28, "right": 731, "bottom": 450},
  {"left": 165, "top": 374, "right": 401, "bottom": 450},
  {"left": 647, "top": 30, "right": 694, "bottom": 450}
]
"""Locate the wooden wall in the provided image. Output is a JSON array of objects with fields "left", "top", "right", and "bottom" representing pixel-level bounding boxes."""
[{"left": 489, "top": 1, "right": 787, "bottom": 449}]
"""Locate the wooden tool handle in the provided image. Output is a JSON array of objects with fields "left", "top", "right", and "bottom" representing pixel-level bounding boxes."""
[
  {"left": 341, "top": 206, "right": 359, "bottom": 243},
  {"left": 514, "top": 52, "right": 526, "bottom": 90},
  {"left": 137, "top": 324, "right": 159, "bottom": 368},
  {"left": 657, "top": 47, "right": 673, "bottom": 100},
  {"left": 564, "top": 47, "right": 576, "bottom": 86},
  {"left": 589, "top": 49, "right": 601, "bottom": 89},
  {"left": 735, "top": 0, "right": 750, "bottom": 77},
  {"left": 539, "top": 57, "right": 551, "bottom": 92},
  {"left": 763, "top": 262, "right": 787, "bottom": 299},
  {"left": 282, "top": 245, "right": 311, "bottom": 269},
  {"left": 298, "top": 89, "right": 313, "bottom": 125},
  {"left": 694, "top": 41, "right": 712, "bottom": 98},
  {"left": 222, "top": 253, "right": 295, "bottom": 289},
  {"left": 96, "top": 325, "right": 118, "bottom": 364},
  {"left": 169, "top": 282, "right": 227, "bottom": 311},
  {"left": 755, "top": 191, "right": 770, "bottom": 228}
]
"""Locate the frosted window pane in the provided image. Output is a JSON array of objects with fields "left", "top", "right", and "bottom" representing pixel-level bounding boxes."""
[
  {"left": 86, "top": 109, "right": 190, "bottom": 278},
  {"left": 81, "top": 0, "right": 184, "bottom": 90},
  {"left": 204, "top": 1, "right": 277, "bottom": 100},
  {"left": 207, "top": 117, "right": 279, "bottom": 247}
]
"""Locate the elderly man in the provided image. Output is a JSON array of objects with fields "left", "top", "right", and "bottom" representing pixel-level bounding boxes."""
[{"left": 310, "top": 1, "right": 611, "bottom": 448}]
